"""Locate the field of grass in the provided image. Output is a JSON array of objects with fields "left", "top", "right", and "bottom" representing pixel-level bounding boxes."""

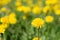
[{"left": 0, "top": 0, "right": 60, "bottom": 40}]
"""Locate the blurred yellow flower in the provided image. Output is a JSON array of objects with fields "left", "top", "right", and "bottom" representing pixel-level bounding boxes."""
[
  {"left": 31, "top": 18, "right": 44, "bottom": 28},
  {"left": 32, "top": 37, "right": 41, "bottom": 40},
  {"left": 8, "top": 12, "right": 17, "bottom": 24},
  {"left": 23, "top": 7, "right": 31, "bottom": 13},
  {"left": 0, "top": 24, "right": 8, "bottom": 33},
  {"left": 46, "top": 0, "right": 57, "bottom": 5},
  {"left": 0, "top": 0, "right": 11, "bottom": 5},
  {"left": 1, "top": 16, "right": 9, "bottom": 23},
  {"left": 32, "top": 6, "right": 41, "bottom": 14},
  {"left": 45, "top": 16, "right": 54, "bottom": 23},
  {"left": 16, "top": 6, "right": 24, "bottom": 12},
  {"left": 0, "top": 24, "right": 8, "bottom": 29},
  {"left": 15, "top": 1, "right": 22, "bottom": 7},
  {"left": 2, "top": 0, "right": 11, "bottom": 4},
  {"left": 53, "top": 5, "right": 59, "bottom": 11},
  {"left": 9, "top": 17, "right": 17, "bottom": 24},
  {"left": 17, "top": 6, "right": 31, "bottom": 13},
  {"left": 55, "top": 10, "right": 60, "bottom": 15},
  {"left": 43, "top": 6, "right": 50, "bottom": 13},
  {"left": 0, "top": 1, "right": 2, "bottom": 5},
  {"left": 1, "top": 7, "right": 7, "bottom": 12},
  {"left": 9, "top": 12, "right": 16, "bottom": 17},
  {"left": 0, "top": 28, "right": 5, "bottom": 33}
]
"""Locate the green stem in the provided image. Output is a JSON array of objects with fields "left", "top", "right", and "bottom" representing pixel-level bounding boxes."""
[
  {"left": 3, "top": 33, "right": 6, "bottom": 40},
  {"left": 38, "top": 27, "right": 40, "bottom": 40},
  {"left": 0, "top": 34, "right": 2, "bottom": 40}
]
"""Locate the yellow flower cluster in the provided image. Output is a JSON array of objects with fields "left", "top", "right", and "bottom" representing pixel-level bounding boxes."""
[
  {"left": 46, "top": 0, "right": 57, "bottom": 5},
  {"left": 15, "top": 0, "right": 60, "bottom": 16},
  {"left": 1, "top": 12, "right": 17, "bottom": 24},
  {"left": 31, "top": 15, "right": 54, "bottom": 28},
  {"left": 17, "top": 6, "right": 31, "bottom": 13},
  {"left": 14, "top": 0, "right": 59, "bottom": 29},
  {"left": 0, "top": 12, "right": 17, "bottom": 33},
  {"left": 0, "top": 0, "right": 60, "bottom": 35},
  {"left": 0, "top": 24, "right": 8, "bottom": 33}
]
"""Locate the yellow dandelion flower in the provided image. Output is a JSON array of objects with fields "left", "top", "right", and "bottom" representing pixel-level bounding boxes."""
[
  {"left": 43, "top": 6, "right": 50, "bottom": 13},
  {"left": 23, "top": 7, "right": 31, "bottom": 13},
  {"left": 45, "top": 16, "right": 54, "bottom": 23},
  {"left": 0, "top": 24, "right": 8, "bottom": 33},
  {"left": 9, "top": 17, "right": 17, "bottom": 24},
  {"left": 55, "top": 10, "right": 60, "bottom": 15},
  {"left": 2, "top": 0, "right": 11, "bottom": 5},
  {"left": 32, "top": 37, "right": 41, "bottom": 40},
  {"left": 53, "top": 3, "right": 60, "bottom": 10},
  {"left": 16, "top": 6, "right": 24, "bottom": 12},
  {"left": 1, "top": 7, "right": 7, "bottom": 12},
  {"left": 0, "top": 28, "right": 5, "bottom": 33},
  {"left": 15, "top": 1, "right": 22, "bottom": 7},
  {"left": 46, "top": 0, "right": 57, "bottom": 5},
  {"left": 32, "top": 6, "right": 41, "bottom": 14},
  {"left": 8, "top": 12, "right": 17, "bottom": 24},
  {"left": 53, "top": 5, "right": 59, "bottom": 11},
  {"left": 0, "top": 1, "right": 2, "bottom": 5},
  {"left": 1, "top": 16, "right": 9, "bottom": 23},
  {"left": 9, "top": 12, "right": 16, "bottom": 17},
  {"left": 17, "top": 6, "right": 31, "bottom": 13},
  {"left": 0, "top": 24, "right": 8, "bottom": 29},
  {"left": 31, "top": 18, "right": 44, "bottom": 28}
]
